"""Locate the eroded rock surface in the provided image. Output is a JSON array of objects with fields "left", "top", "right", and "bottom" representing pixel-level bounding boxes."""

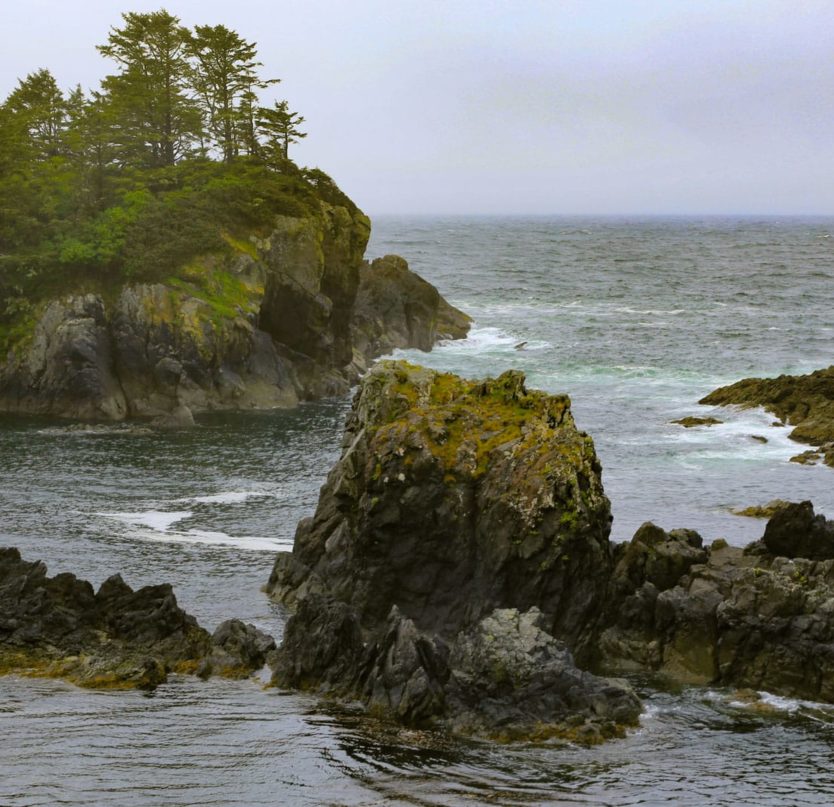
[
  {"left": 350, "top": 254, "right": 471, "bottom": 360},
  {"left": 267, "top": 360, "right": 639, "bottom": 740},
  {"left": 599, "top": 511, "right": 834, "bottom": 700},
  {"left": 0, "top": 547, "right": 274, "bottom": 690}
]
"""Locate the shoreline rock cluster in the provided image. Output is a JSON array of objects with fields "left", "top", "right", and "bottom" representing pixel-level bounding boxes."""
[
  {"left": 266, "top": 361, "right": 834, "bottom": 740},
  {"left": 701, "top": 366, "right": 834, "bottom": 466},
  {"left": 0, "top": 206, "right": 470, "bottom": 422},
  {"left": 0, "top": 547, "right": 274, "bottom": 690}
]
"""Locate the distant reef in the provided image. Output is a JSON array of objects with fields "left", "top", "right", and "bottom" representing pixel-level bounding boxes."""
[
  {"left": 701, "top": 366, "right": 834, "bottom": 467},
  {"left": 0, "top": 194, "right": 470, "bottom": 422},
  {"left": 266, "top": 361, "right": 834, "bottom": 740}
]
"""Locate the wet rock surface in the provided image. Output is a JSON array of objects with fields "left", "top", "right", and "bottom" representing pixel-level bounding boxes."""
[
  {"left": 268, "top": 360, "right": 639, "bottom": 740},
  {"left": 267, "top": 363, "right": 834, "bottom": 738},
  {"left": 0, "top": 547, "right": 274, "bottom": 690},
  {"left": 350, "top": 254, "right": 471, "bottom": 359}
]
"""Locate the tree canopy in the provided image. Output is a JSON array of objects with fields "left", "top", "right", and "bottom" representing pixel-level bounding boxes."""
[{"left": 0, "top": 8, "right": 327, "bottom": 343}]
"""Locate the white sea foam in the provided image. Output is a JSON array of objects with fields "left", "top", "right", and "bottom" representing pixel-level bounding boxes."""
[
  {"left": 97, "top": 510, "right": 192, "bottom": 532},
  {"left": 96, "top": 509, "right": 289, "bottom": 552},
  {"left": 176, "top": 490, "right": 278, "bottom": 505}
]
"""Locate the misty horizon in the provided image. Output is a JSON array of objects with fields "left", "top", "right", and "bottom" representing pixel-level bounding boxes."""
[{"left": 4, "top": 0, "right": 833, "bottom": 216}]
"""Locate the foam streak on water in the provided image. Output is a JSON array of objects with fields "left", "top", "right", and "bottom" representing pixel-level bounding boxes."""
[{"left": 2, "top": 217, "right": 834, "bottom": 805}]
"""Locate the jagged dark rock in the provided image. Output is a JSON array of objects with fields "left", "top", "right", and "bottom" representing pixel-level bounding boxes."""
[
  {"left": 762, "top": 500, "right": 834, "bottom": 559},
  {"left": 350, "top": 254, "right": 471, "bottom": 360},
  {"left": 267, "top": 362, "right": 834, "bottom": 735},
  {"left": 599, "top": 514, "right": 834, "bottom": 700},
  {"left": 0, "top": 205, "right": 469, "bottom": 421},
  {"left": 267, "top": 360, "right": 639, "bottom": 741},
  {"left": 671, "top": 416, "right": 722, "bottom": 428},
  {"left": 0, "top": 547, "right": 273, "bottom": 690},
  {"left": 701, "top": 367, "right": 834, "bottom": 466}
]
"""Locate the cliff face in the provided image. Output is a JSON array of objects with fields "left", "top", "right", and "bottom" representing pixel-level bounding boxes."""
[{"left": 0, "top": 202, "right": 469, "bottom": 420}]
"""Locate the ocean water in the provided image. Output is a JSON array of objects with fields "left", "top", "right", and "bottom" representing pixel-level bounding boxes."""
[{"left": 2, "top": 216, "right": 834, "bottom": 805}]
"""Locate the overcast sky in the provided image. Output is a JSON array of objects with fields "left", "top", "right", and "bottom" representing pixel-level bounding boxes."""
[{"left": 3, "top": 0, "right": 833, "bottom": 215}]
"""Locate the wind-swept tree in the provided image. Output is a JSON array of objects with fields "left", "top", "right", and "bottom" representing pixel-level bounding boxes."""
[
  {"left": 3, "top": 69, "right": 67, "bottom": 160},
  {"left": 188, "top": 24, "right": 278, "bottom": 162},
  {"left": 98, "top": 10, "right": 201, "bottom": 167},
  {"left": 256, "top": 100, "right": 306, "bottom": 161}
]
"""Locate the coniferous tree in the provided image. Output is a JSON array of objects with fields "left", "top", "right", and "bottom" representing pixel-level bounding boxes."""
[
  {"left": 256, "top": 100, "right": 306, "bottom": 161},
  {"left": 4, "top": 69, "right": 67, "bottom": 160},
  {"left": 188, "top": 24, "right": 278, "bottom": 162},
  {"left": 98, "top": 10, "right": 201, "bottom": 167}
]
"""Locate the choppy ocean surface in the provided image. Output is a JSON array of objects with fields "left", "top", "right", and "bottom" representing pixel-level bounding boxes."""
[{"left": 2, "top": 216, "right": 833, "bottom": 805}]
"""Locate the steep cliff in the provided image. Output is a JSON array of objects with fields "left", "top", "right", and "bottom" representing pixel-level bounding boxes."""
[{"left": 0, "top": 201, "right": 469, "bottom": 420}]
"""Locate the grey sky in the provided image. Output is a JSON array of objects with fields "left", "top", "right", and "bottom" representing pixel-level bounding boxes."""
[{"left": 3, "top": 0, "right": 833, "bottom": 215}]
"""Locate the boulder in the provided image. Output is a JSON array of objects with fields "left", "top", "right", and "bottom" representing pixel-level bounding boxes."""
[{"left": 762, "top": 500, "right": 834, "bottom": 559}]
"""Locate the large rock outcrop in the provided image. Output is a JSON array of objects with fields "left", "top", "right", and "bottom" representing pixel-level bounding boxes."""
[
  {"left": 0, "top": 547, "right": 274, "bottom": 690},
  {"left": 0, "top": 206, "right": 469, "bottom": 420},
  {"left": 350, "top": 254, "right": 471, "bottom": 361},
  {"left": 700, "top": 367, "right": 834, "bottom": 466},
  {"left": 599, "top": 506, "right": 834, "bottom": 700},
  {"left": 267, "top": 361, "right": 640, "bottom": 741}
]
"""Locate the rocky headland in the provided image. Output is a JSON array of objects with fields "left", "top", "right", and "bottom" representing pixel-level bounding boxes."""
[
  {"left": 0, "top": 203, "right": 469, "bottom": 422},
  {"left": 266, "top": 361, "right": 834, "bottom": 739},
  {"left": 701, "top": 366, "right": 834, "bottom": 466},
  {"left": 0, "top": 546, "right": 274, "bottom": 690}
]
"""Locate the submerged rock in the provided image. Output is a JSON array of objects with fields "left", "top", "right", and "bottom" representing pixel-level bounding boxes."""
[
  {"left": 701, "top": 366, "right": 834, "bottom": 466},
  {"left": 671, "top": 416, "right": 722, "bottom": 428},
  {"left": 0, "top": 547, "right": 273, "bottom": 690},
  {"left": 268, "top": 360, "right": 638, "bottom": 740}
]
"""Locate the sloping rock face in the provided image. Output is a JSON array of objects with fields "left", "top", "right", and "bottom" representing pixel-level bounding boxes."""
[
  {"left": 350, "top": 255, "right": 471, "bottom": 360},
  {"left": 267, "top": 361, "right": 640, "bottom": 740},
  {"left": 0, "top": 205, "right": 469, "bottom": 420},
  {"left": 0, "top": 547, "right": 274, "bottom": 690},
  {"left": 599, "top": 509, "right": 834, "bottom": 700},
  {"left": 701, "top": 367, "right": 834, "bottom": 466}
]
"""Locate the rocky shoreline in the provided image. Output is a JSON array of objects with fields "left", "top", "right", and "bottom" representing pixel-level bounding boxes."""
[
  {"left": 701, "top": 366, "right": 834, "bottom": 467},
  {"left": 5, "top": 360, "right": 834, "bottom": 744},
  {"left": 0, "top": 547, "right": 275, "bottom": 690},
  {"left": 264, "top": 361, "right": 834, "bottom": 740},
  {"left": 0, "top": 206, "right": 470, "bottom": 422}
]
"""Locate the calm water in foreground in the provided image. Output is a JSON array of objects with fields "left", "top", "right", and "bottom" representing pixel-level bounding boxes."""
[{"left": 2, "top": 216, "right": 833, "bottom": 805}]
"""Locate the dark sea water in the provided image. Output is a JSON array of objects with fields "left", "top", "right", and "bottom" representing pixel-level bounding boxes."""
[{"left": 2, "top": 216, "right": 834, "bottom": 805}]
